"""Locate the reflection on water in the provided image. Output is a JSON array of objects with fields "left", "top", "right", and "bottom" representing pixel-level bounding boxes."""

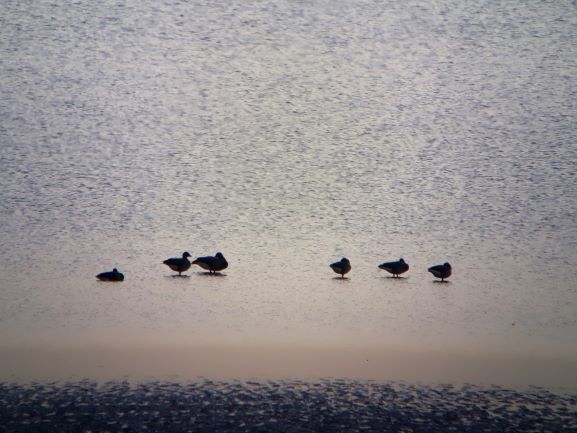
[{"left": 0, "top": 0, "right": 576, "bottom": 365}]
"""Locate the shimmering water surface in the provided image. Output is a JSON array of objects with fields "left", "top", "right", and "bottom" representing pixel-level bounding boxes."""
[{"left": 1, "top": 0, "right": 577, "bottom": 378}]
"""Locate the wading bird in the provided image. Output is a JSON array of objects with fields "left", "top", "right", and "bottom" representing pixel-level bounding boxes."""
[
  {"left": 378, "top": 258, "right": 409, "bottom": 278},
  {"left": 163, "top": 252, "right": 192, "bottom": 276},
  {"left": 330, "top": 257, "right": 351, "bottom": 278},
  {"left": 192, "top": 252, "right": 228, "bottom": 274},
  {"left": 428, "top": 262, "right": 452, "bottom": 281}
]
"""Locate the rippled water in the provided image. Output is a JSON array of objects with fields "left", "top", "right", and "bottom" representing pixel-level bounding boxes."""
[{"left": 1, "top": 0, "right": 576, "bottom": 361}]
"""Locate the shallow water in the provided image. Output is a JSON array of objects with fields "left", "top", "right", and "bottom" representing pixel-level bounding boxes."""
[{"left": 1, "top": 0, "right": 577, "bottom": 381}]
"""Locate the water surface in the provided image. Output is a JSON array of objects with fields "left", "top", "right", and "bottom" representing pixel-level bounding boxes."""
[{"left": 1, "top": 0, "right": 576, "bottom": 382}]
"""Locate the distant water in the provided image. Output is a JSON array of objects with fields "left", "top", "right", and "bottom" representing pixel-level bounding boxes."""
[{"left": 1, "top": 0, "right": 576, "bottom": 360}]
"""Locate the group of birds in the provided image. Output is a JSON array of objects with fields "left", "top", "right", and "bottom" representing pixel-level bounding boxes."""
[
  {"left": 97, "top": 252, "right": 451, "bottom": 282},
  {"left": 163, "top": 251, "right": 229, "bottom": 276},
  {"left": 95, "top": 251, "right": 228, "bottom": 281},
  {"left": 330, "top": 257, "right": 452, "bottom": 281}
]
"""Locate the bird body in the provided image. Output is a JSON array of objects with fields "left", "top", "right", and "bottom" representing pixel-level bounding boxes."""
[
  {"left": 330, "top": 257, "right": 351, "bottom": 278},
  {"left": 428, "top": 262, "right": 452, "bottom": 281},
  {"left": 378, "top": 258, "right": 409, "bottom": 277},
  {"left": 163, "top": 252, "right": 192, "bottom": 276},
  {"left": 192, "top": 252, "right": 228, "bottom": 274},
  {"left": 96, "top": 268, "right": 124, "bottom": 281}
]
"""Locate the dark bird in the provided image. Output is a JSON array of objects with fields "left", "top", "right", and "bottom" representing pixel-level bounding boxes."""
[
  {"left": 192, "top": 252, "right": 228, "bottom": 274},
  {"left": 163, "top": 252, "right": 192, "bottom": 276},
  {"left": 330, "top": 257, "right": 351, "bottom": 278},
  {"left": 96, "top": 268, "right": 124, "bottom": 282},
  {"left": 378, "top": 258, "right": 409, "bottom": 277},
  {"left": 428, "top": 262, "right": 452, "bottom": 281}
]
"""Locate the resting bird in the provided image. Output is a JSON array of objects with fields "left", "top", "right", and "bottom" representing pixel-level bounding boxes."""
[
  {"left": 163, "top": 252, "right": 192, "bottom": 276},
  {"left": 96, "top": 268, "right": 124, "bottom": 282},
  {"left": 378, "top": 258, "right": 409, "bottom": 277},
  {"left": 192, "top": 252, "right": 228, "bottom": 274},
  {"left": 330, "top": 257, "right": 351, "bottom": 278},
  {"left": 428, "top": 262, "right": 452, "bottom": 281}
]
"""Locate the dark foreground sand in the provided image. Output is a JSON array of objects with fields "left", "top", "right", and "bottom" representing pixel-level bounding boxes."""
[{"left": 1, "top": 380, "right": 576, "bottom": 433}]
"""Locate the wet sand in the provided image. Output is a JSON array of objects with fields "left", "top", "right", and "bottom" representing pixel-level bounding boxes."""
[{"left": 1, "top": 379, "right": 576, "bottom": 432}]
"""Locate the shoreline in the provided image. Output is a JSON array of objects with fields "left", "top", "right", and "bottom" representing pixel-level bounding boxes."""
[{"left": 2, "top": 341, "right": 576, "bottom": 390}]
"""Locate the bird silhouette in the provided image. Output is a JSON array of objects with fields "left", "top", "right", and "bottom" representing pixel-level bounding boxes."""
[
  {"left": 96, "top": 268, "right": 124, "bottom": 281},
  {"left": 428, "top": 262, "right": 452, "bottom": 281},
  {"left": 163, "top": 252, "right": 192, "bottom": 276},
  {"left": 192, "top": 252, "right": 228, "bottom": 274},
  {"left": 330, "top": 257, "right": 351, "bottom": 278},
  {"left": 378, "top": 258, "right": 409, "bottom": 277}
]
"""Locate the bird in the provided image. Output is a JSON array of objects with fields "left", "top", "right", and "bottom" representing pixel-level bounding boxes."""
[
  {"left": 378, "top": 258, "right": 409, "bottom": 277},
  {"left": 192, "top": 252, "right": 228, "bottom": 274},
  {"left": 163, "top": 252, "right": 192, "bottom": 276},
  {"left": 330, "top": 257, "right": 351, "bottom": 278},
  {"left": 96, "top": 268, "right": 124, "bottom": 282},
  {"left": 428, "top": 262, "right": 452, "bottom": 281}
]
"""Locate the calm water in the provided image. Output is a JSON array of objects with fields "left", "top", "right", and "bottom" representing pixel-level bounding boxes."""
[{"left": 1, "top": 0, "right": 576, "bottom": 361}]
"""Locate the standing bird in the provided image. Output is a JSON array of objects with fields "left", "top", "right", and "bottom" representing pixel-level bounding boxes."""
[
  {"left": 428, "top": 262, "right": 452, "bottom": 281},
  {"left": 96, "top": 268, "right": 124, "bottom": 282},
  {"left": 163, "top": 252, "right": 192, "bottom": 276},
  {"left": 192, "top": 252, "right": 228, "bottom": 274},
  {"left": 330, "top": 257, "right": 351, "bottom": 278},
  {"left": 378, "top": 258, "right": 409, "bottom": 278}
]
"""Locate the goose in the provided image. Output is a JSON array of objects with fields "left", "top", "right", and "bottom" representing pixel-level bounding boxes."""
[
  {"left": 330, "top": 257, "right": 351, "bottom": 278},
  {"left": 428, "top": 262, "right": 452, "bottom": 281},
  {"left": 163, "top": 252, "right": 192, "bottom": 276},
  {"left": 192, "top": 252, "right": 228, "bottom": 274},
  {"left": 378, "top": 258, "right": 409, "bottom": 277},
  {"left": 96, "top": 268, "right": 124, "bottom": 282}
]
